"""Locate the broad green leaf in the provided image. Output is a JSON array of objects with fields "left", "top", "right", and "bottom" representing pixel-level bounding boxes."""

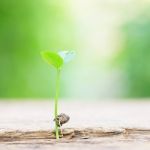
[
  {"left": 58, "top": 51, "right": 76, "bottom": 63},
  {"left": 41, "top": 51, "right": 63, "bottom": 69}
]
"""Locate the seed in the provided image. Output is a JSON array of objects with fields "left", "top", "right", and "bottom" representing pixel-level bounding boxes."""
[{"left": 54, "top": 113, "right": 70, "bottom": 127}]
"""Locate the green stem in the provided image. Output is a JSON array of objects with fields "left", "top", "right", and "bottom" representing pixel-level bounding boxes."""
[{"left": 54, "top": 69, "right": 60, "bottom": 139}]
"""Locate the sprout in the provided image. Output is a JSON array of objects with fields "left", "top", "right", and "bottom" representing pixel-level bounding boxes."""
[{"left": 41, "top": 50, "right": 75, "bottom": 139}]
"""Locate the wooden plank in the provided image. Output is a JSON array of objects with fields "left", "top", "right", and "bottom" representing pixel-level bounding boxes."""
[{"left": 0, "top": 100, "right": 150, "bottom": 149}]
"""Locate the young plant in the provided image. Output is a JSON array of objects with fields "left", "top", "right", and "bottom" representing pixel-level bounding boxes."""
[{"left": 41, "top": 50, "right": 75, "bottom": 139}]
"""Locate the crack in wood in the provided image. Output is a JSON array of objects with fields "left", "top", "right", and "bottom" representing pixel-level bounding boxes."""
[{"left": 0, "top": 128, "right": 150, "bottom": 143}]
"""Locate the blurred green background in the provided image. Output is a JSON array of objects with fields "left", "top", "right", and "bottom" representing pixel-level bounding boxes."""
[{"left": 0, "top": 0, "right": 150, "bottom": 99}]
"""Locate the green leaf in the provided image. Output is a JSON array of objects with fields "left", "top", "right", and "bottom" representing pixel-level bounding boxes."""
[
  {"left": 41, "top": 51, "right": 63, "bottom": 69},
  {"left": 58, "top": 51, "right": 76, "bottom": 63}
]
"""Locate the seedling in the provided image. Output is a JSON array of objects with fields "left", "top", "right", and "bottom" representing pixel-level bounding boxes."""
[{"left": 41, "top": 50, "right": 75, "bottom": 139}]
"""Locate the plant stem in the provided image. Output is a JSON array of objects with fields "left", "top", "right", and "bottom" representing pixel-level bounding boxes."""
[{"left": 54, "top": 69, "right": 60, "bottom": 139}]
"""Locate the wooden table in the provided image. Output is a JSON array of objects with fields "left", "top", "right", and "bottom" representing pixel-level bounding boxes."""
[{"left": 0, "top": 100, "right": 150, "bottom": 150}]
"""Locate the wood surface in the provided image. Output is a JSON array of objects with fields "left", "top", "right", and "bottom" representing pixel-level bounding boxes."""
[{"left": 0, "top": 100, "right": 150, "bottom": 150}]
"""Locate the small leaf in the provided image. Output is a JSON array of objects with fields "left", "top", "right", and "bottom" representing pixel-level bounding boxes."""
[
  {"left": 58, "top": 51, "right": 76, "bottom": 63},
  {"left": 41, "top": 51, "right": 63, "bottom": 69}
]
